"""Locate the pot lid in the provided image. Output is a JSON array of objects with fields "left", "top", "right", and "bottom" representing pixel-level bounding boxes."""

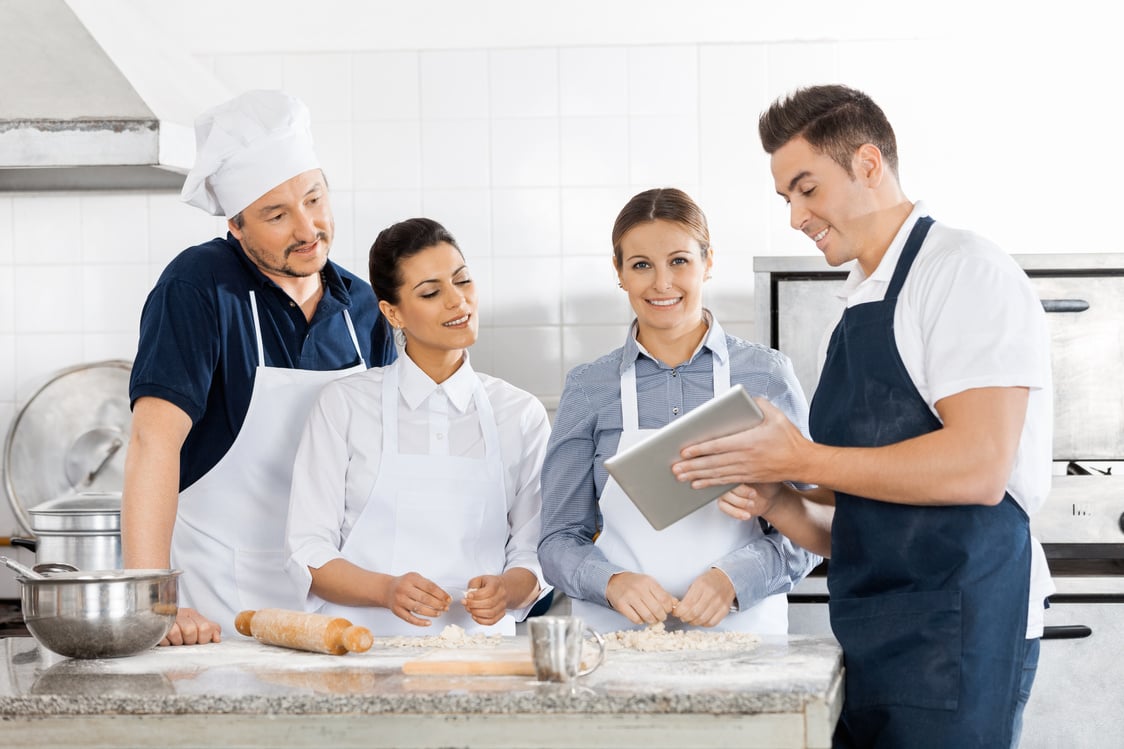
[
  {"left": 29, "top": 492, "right": 122, "bottom": 515},
  {"left": 3, "top": 361, "right": 132, "bottom": 535}
]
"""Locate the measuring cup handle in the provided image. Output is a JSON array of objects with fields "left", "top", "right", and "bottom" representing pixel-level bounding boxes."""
[{"left": 578, "top": 626, "right": 606, "bottom": 677}]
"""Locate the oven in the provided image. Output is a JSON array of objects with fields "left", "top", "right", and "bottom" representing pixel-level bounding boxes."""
[{"left": 754, "top": 252, "right": 1124, "bottom": 749}]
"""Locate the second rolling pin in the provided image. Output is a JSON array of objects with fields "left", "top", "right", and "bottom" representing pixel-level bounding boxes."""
[{"left": 235, "top": 608, "right": 373, "bottom": 655}]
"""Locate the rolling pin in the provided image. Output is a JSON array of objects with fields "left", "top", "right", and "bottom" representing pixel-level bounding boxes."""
[{"left": 235, "top": 608, "right": 373, "bottom": 655}]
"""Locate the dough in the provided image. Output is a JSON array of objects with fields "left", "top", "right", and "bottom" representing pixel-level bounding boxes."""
[
  {"left": 603, "top": 622, "right": 761, "bottom": 652},
  {"left": 377, "top": 624, "right": 503, "bottom": 649}
]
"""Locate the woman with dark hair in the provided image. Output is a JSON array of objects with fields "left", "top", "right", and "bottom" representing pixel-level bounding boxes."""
[
  {"left": 285, "top": 218, "right": 551, "bottom": 636},
  {"left": 538, "top": 188, "right": 819, "bottom": 634}
]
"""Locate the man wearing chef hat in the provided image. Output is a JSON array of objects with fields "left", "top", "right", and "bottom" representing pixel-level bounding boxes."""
[{"left": 122, "top": 90, "right": 395, "bottom": 646}]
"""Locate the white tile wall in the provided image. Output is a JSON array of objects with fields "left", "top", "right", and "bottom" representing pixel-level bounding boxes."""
[{"left": 2, "top": 32, "right": 1120, "bottom": 546}]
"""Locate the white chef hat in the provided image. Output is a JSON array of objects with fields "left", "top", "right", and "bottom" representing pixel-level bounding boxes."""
[{"left": 180, "top": 90, "right": 321, "bottom": 218}]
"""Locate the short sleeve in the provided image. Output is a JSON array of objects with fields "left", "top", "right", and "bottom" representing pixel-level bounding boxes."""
[{"left": 129, "top": 279, "right": 221, "bottom": 423}]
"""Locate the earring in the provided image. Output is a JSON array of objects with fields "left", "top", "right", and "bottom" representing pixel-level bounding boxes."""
[
  {"left": 618, "top": 282, "right": 623, "bottom": 289},
  {"left": 394, "top": 327, "right": 407, "bottom": 348},
  {"left": 704, "top": 273, "right": 712, "bottom": 281}
]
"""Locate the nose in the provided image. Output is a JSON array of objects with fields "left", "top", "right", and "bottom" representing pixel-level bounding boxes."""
[
  {"left": 293, "top": 205, "right": 319, "bottom": 242},
  {"left": 653, "top": 267, "right": 673, "bottom": 291},
  {"left": 789, "top": 199, "right": 809, "bottom": 232}
]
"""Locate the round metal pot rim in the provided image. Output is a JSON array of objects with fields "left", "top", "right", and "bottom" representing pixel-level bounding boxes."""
[{"left": 27, "top": 491, "right": 121, "bottom": 533}]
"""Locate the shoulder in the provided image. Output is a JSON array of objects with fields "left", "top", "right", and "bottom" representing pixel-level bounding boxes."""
[
  {"left": 564, "top": 347, "right": 624, "bottom": 388},
  {"left": 909, "top": 221, "right": 1032, "bottom": 300},
  {"left": 724, "top": 334, "right": 796, "bottom": 375},
  {"left": 317, "top": 364, "right": 388, "bottom": 409},
  {"left": 157, "top": 235, "right": 245, "bottom": 289},
  {"left": 475, "top": 371, "right": 549, "bottom": 431}
]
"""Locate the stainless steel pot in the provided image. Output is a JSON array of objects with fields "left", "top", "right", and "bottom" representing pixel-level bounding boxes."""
[
  {"left": 10, "top": 490, "right": 122, "bottom": 569},
  {"left": 11, "top": 531, "right": 121, "bottom": 570},
  {"left": 27, "top": 491, "right": 121, "bottom": 532},
  {"left": 18, "top": 568, "right": 180, "bottom": 659}
]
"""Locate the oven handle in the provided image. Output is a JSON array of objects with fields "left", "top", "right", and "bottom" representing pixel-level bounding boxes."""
[
  {"left": 1041, "top": 624, "right": 1093, "bottom": 640},
  {"left": 1040, "top": 298, "right": 1089, "bottom": 313}
]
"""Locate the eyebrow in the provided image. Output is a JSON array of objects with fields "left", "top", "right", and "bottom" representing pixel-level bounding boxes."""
[
  {"left": 255, "top": 183, "right": 324, "bottom": 217},
  {"left": 780, "top": 170, "right": 813, "bottom": 196},
  {"left": 411, "top": 264, "right": 469, "bottom": 290}
]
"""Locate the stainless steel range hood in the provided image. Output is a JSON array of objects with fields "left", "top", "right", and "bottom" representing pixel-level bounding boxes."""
[{"left": 0, "top": 0, "right": 230, "bottom": 191}]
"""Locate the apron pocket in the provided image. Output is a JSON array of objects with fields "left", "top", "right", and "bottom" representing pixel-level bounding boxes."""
[{"left": 830, "top": 589, "right": 961, "bottom": 711}]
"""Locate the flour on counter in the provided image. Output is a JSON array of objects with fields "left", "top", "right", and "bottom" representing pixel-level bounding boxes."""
[
  {"left": 603, "top": 623, "right": 761, "bottom": 652},
  {"left": 376, "top": 624, "right": 503, "bottom": 649}
]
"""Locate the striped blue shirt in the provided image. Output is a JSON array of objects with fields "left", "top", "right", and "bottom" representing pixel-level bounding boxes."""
[{"left": 539, "top": 314, "right": 821, "bottom": 609}]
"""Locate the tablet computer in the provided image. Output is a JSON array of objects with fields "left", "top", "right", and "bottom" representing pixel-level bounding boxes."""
[{"left": 603, "top": 384, "right": 765, "bottom": 531}]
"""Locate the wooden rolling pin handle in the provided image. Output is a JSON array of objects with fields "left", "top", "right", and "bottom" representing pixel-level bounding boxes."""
[
  {"left": 342, "top": 625, "right": 373, "bottom": 653},
  {"left": 235, "top": 609, "right": 373, "bottom": 655}
]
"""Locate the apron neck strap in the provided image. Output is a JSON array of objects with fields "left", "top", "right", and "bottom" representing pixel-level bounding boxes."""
[
  {"left": 341, "top": 310, "right": 367, "bottom": 367},
  {"left": 620, "top": 349, "right": 731, "bottom": 431},
  {"left": 249, "top": 291, "right": 266, "bottom": 367},
  {"left": 885, "top": 215, "right": 935, "bottom": 301}
]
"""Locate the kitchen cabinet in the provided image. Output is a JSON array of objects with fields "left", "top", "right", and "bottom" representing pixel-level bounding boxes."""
[{"left": 0, "top": 634, "right": 842, "bottom": 749}]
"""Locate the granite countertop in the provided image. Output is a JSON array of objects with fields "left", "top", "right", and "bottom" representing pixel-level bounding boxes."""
[{"left": 0, "top": 634, "right": 843, "bottom": 749}]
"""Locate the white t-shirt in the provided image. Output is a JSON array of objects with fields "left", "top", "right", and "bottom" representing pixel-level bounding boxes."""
[
  {"left": 285, "top": 352, "right": 551, "bottom": 609},
  {"left": 824, "top": 200, "right": 1055, "bottom": 638}
]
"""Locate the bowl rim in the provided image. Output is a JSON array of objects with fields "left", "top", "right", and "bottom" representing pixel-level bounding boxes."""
[{"left": 19, "top": 568, "right": 181, "bottom": 585}]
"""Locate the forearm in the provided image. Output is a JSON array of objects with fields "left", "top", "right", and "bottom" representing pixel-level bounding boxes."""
[
  {"left": 500, "top": 567, "right": 540, "bottom": 610},
  {"left": 758, "top": 485, "right": 834, "bottom": 559},
  {"left": 309, "top": 558, "right": 394, "bottom": 608},
  {"left": 121, "top": 398, "right": 190, "bottom": 569},
  {"left": 798, "top": 387, "right": 1027, "bottom": 507}
]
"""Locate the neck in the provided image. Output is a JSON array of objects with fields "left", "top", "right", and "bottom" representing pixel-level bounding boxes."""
[
  {"left": 636, "top": 315, "right": 709, "bottom": 368},
  {"left": 270, "top": 271, "right": 324, "bottom": 323},
  {"left": 856, "top": 198, "right": 915, "bottom": 278},
  {"left": 406, "top": 346, "right": 467, "bottom": 384}
]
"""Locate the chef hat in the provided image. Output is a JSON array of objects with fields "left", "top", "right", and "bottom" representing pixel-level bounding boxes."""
[{"left": 180, "top": 90, "right": 321, "bottom": 218}]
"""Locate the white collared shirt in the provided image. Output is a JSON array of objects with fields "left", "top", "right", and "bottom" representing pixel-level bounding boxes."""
[{"left": 285, "top": 351, "right": 551, "bottom": 596}]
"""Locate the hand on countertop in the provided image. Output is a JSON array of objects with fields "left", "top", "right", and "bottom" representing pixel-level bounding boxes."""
[{"left": 161, "top": 607, "right": 222, "bottom": 646}]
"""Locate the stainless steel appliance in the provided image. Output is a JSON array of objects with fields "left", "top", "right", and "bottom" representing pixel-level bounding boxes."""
[{"left": 754, "top": 252, "right": 1124, "bottom": 749}]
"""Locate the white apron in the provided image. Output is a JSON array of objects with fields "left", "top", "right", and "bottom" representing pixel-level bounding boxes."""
[
  {"left": 321, "top": 360, "right": 514, "bottom": 636},
  {"left": 573, "top": 353, "right": 789, "bottom": 634},
  {"left": 171, "top": 291, "right": 367, "bottom": 633}
]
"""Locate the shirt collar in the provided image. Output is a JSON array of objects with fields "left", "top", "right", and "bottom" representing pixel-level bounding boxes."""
[
  {"left": 397, "top": 349, "right": 477, "bottom": 413},
  {"left": 835, "top": 200, "right": 930, "bottom": 300},
  {"left": 617, "top": 309, "right": 728, "bottom": 375}
]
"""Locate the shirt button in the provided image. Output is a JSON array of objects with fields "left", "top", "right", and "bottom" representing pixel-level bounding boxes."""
[
  {"left": 436, "top": 433, "right": 444, "bottom": 440},
  {"left": 672, "top": 406, "right": 680, "bottom": 415},
  {"left": 672, "top": 369, "right": 678, "bottom": 377},
  {"left": 289, "top": 301, "right": 296, "bottom": 308}
]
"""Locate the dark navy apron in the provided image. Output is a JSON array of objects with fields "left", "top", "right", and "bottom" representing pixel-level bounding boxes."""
[{"left": 809, "top": 216, "right": 1030, "bottom": 749}]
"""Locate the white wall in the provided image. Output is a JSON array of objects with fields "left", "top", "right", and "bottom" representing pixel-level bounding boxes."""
[{"left": 0, "top": 2, "right": 1120, "bottom": 575}]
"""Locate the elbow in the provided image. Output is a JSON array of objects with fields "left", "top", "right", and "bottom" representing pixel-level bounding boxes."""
[{"left": 949, "top": 464, "right": 1012, "bottom": 507}]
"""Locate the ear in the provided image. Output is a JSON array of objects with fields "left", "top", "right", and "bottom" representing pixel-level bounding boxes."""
[
  {"left": 378, "top": 299, "right": 400, "bottom": 329},
  {"left": 704, "top": 245, "right": 716, "bottom": 277},
  {"left": 854, "top": 144, "right": 884, "bottom": 187},
  {"left": 611, "top": 255, "right": 625, "bottom": 287},
  {"left": 227, "top": 218, "right": 243, "bottom": 241}
]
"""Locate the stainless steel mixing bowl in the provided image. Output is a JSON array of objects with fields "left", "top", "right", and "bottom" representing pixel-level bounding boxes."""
[{"left": 18, "top": 569, "right": 180, "bottom": 659}]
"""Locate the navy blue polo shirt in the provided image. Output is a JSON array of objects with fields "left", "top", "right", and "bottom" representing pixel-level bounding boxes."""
[{"left": 130, "top": 233, "right": 396, "bottom": 491}]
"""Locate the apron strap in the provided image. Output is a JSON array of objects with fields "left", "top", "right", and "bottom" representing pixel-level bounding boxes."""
[
  {"left": 885, "top": 215, "right": 935, "bottom": 301},
  {"left": 620, "top": 336, "right": 731, "bottom": 431},
  {"left": 249, "top": 290, "right": 266, "bottom": 367},
  {"left": 341, "top": 309, "right": 367, "bottom": 367}
]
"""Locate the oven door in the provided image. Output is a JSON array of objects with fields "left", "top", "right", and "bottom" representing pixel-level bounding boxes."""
[{"left": 1021, "top": 584, "right": 1124, "bottom": 749}]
